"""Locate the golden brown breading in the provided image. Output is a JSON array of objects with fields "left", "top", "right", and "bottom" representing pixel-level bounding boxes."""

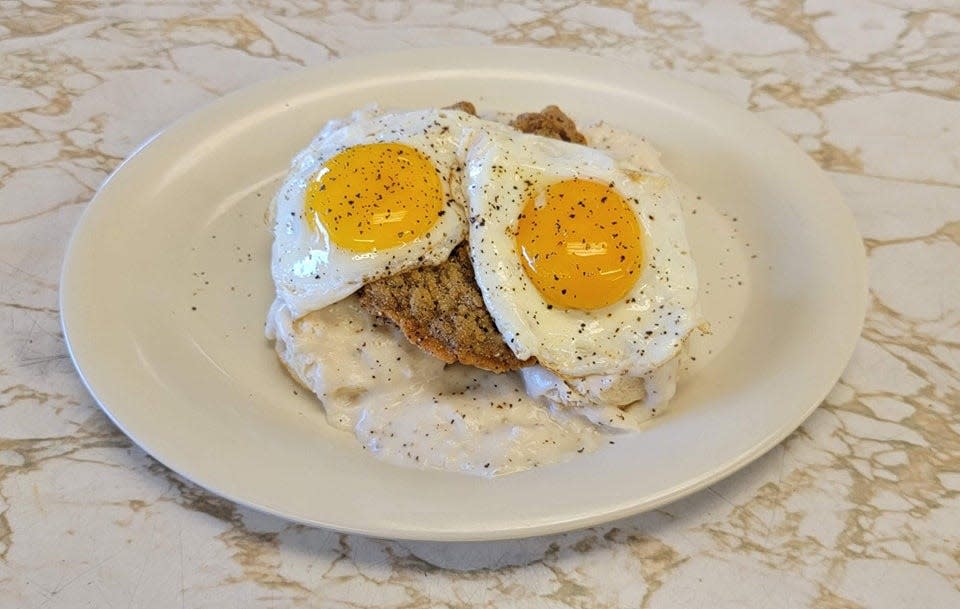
[
  {"left": 510, "top": 105, "right": 587, "bottom": 144},
  {"left": 445, "top": 100, "right": 477, "bottom": 116},
  {"left": 358, "top": 243, "right": 534, "bottom": 373}
]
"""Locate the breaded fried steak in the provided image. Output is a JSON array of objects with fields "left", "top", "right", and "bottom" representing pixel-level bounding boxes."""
[
  {"left": 357, "top": 105, "right": 586, "bottom": 372},
  {"left": 358, "top": 243, "right": 533, "bottom": 373}
]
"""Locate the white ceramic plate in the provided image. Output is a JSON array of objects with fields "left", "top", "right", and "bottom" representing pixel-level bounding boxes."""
[{"left": 60, "top": 47, "right": 866, "bottom": 541}]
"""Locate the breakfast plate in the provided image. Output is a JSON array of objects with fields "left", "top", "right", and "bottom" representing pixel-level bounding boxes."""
[{"left": 60, "top": 47, "right": 866, "bottom": 541}]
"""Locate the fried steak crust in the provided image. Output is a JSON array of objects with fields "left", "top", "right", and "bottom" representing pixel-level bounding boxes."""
[
  {"left": 358, "top": 243, "right": 534, "bottom": 373},
  {"left": 358, "top": 104, "right": 585, "bottom": 372},
  {"left": 445, "top": 100, "right": 477, "bottom": 115},
  {"left": 510, "top": 105, "right": 587, "bottom": 144}
]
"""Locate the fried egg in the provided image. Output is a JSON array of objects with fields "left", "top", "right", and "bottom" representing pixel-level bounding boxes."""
[
  {"left": 466, "top": 126, "right": 700, "bottom": 409},
  {"left": 270, "top": 108, "right": 479, "bottom": 318}
]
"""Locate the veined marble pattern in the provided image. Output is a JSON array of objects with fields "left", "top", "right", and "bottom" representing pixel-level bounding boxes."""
[{"left": 1, "top": 0, "right": 959, "bottom": 607}]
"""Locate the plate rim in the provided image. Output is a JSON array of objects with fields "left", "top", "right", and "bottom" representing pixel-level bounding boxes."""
[{"left": 60, "top": 46, "right": 868, "bottom": 541}]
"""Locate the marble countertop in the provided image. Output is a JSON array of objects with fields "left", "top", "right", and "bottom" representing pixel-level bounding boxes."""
[{"left": 2, "top": 1, "right": 959, "bottom": 607}]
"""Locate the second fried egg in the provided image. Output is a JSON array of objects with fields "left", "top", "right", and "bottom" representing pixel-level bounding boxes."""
[{"left": 466, "top": 126, "right": 700, "bottom": 385}]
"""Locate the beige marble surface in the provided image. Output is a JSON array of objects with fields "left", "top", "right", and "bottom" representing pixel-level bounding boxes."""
[{"left": 2, "top": 0, "right": 959, "bottom": 606}]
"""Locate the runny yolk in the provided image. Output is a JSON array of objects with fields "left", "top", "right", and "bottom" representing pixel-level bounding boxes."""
[
  {"left": 515, "top": 178, "right": 644, "bottom": 310},
  {"left": 305, "top": 142, "right": 444, "bottom": 252}
]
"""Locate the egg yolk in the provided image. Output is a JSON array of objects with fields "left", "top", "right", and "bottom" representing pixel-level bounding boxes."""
[
  {"left": 305, "top": 142, "right": 444, "bottom": 252},
  {"left": 516, "top": 179, "right": 643, "bottom": 310}
]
